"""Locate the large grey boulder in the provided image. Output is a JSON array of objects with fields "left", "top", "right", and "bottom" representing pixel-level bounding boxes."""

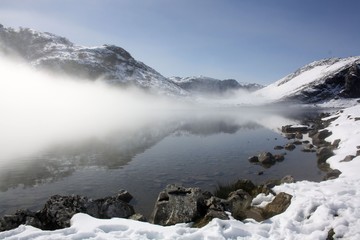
[{"left": 150, "top": 184, "right": 208, "bottom": 226}]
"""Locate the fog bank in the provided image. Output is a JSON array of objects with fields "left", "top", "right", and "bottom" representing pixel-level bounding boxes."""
[{"left": 0, "top": 58, "right": 188, "bottom": 161}]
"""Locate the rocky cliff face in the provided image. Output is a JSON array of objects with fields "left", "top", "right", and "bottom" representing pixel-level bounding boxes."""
[
  {"left": 255, "top": 56, "right": 360, "bottom": 104},
  {"left": 0, "top": 24, "right": 187, "bottom": 96}
]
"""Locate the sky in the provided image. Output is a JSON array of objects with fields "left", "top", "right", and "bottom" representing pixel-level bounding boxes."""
[{"left": 0, "top": 0, "right": 360, "bottom": 85}]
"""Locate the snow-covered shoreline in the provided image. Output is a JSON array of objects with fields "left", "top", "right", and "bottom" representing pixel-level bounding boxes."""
[{"left": 1, "top": 104, "right": 360, "bottom": 239}]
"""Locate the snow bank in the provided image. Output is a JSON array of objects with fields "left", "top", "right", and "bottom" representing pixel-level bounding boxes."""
[{"left": 1, "top": 105, "right": 360, "bottom": 239}]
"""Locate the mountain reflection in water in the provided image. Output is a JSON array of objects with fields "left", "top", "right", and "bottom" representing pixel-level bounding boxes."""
[{"left": 0, "top": 109, "right": 324, "bottom": 217}]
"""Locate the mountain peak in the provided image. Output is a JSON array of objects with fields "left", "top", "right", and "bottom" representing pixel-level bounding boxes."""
[{"left": 0, "top": 24, "right": 187, "bottom": 96}]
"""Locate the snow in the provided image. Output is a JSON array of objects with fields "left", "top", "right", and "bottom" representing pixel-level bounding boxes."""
[{"left": 2, "top": 104, "right": 360, "bottom": 239}]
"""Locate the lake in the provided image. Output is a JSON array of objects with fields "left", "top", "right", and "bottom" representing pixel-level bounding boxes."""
[{"left": 0, "top": 107, "right": 326, "bottom": 218}]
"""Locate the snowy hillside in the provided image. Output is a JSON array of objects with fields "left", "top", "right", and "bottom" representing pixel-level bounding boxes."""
[
  {"left": 0, "top": 24, "right": 188, "bottom": 96},
  {"left": 170, "top": 76, "right": 263, "bottom": 95},
  {"left": 255, "top": 56, "right": 360, "bottom": 103}
]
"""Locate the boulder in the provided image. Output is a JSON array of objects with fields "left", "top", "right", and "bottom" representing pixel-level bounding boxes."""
[
  {"left": 248, "top": 155, "right": 259, "bottom": 163},
  {"left": 258, "top": 152, "right": 275, "bottom": 165},
  {"left": 323, "top": 169, "right": 342, "bottom": 180},
  {"left": 284, "top": 143, "right": 296, "bottom": 151},
  {"left": 317, "top": 147, "right": 334, "bottom": 164},
  {"left": 302, "top": 143, "right": 316, "bottom": 152},
  {"left": 0, "top": 192, "right": 135, "bottom": 231},
  {"left": 280, "top": 175, "right": 295, "bottom": 184},
  {"left": 312, "top": 129, "right": 332, "bottom": 146},
  {"left": 150, "top": 184, "right": 208, "bottom": 226},
  {"left": 274, "top": 145, "right": 284, "bottom": 150},
  {"left": 262, "top": 192, "right": 292, "bottom": 219},
  {"left": 282, "top": 125, "right": 309, "bottom": 133}
]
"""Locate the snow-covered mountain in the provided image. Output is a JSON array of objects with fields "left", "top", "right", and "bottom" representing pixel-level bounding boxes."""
[
  {"left": 170, "top": 76, "right": 263, "bottom": 95},
  {"left": 0, "top": 24, "right": 188, "bottom": 96},
  {"left": 255, "top": 56, "right": 360, "bottom": 103}
]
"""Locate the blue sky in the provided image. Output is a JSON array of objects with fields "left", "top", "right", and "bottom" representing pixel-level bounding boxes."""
[{"left": 1, "top": 0, "right": 360, "bottom": 85}]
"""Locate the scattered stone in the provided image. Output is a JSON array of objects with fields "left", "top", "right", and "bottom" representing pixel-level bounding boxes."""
[
  {"left": 332, "top": 139, "right": 341, "bottom": 149},
  {"left": 262, "top": 192, "right": 292, "bottom": 219},
  {"left": 281, "top": 175, "right": 295, "bottom": 184},
  {"left": 357, "top": 150, "right": 360, "bottom": 156},
  {"left": 302, "top": 140, "right": 310, "bottom": 144},
  {"left": 340, "top": 155, "right": 355, "bottom": 162},
  {"left": 317, "top": 147, "right": 334, "bottom": 164},
  {"left": 295, "top": 132, "right": 303, "bottom": 139},
  {"left": 258, "top": 152, "right": 275, "bottom": 165},
  {"left": 282, "top": 125, "right": 309, "bottom": 134},
  {"left": 292, "top": 140, "right": 303, "bottom": 145},
  {"left": 312, "top": 129, "right": 332, "bottom": 146},
  {"left": 248, "top": 156, "right": 259, "bottom": 163},
  {"left": 323, "top": 169, "right": 342, "bottom": 180},
  {"left": 274, "top": 154, "right": 285, "bottom": 162},
  {"left": 327, "top": 228, "right": 335, "bottom": 240},
  {"left": 274, "top": 145, "right": 284, "bottom": 150},
  {"left": 302, "top": 143, "right": 316, "bottom": 152},
  {"left": 354, "top": 117, "right": 360, "bottom": 121},
  {"left": 285, "top": 133, "right": 296, "bottom": 139},
  {"left": 284, "top": 143, "right": 296, "bottom": 151},
  {"left": 258, "top": 171, "right": 264, "bottom": 176}
]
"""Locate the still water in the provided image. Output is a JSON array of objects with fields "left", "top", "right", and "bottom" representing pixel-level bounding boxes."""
[{"left": 0, "top": 108, "right": 325, "bottom": 217}]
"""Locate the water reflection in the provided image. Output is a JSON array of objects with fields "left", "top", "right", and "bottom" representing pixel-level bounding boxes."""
[{"left": 0, "top": 109, "right": 323, "bottom": 216}]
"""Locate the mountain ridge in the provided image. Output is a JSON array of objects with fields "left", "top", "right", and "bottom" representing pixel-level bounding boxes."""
[{"left": 255, "top": 56, "right": 360, "bottom": 104}]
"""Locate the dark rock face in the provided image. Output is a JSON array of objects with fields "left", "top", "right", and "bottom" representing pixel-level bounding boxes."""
[{"left": 0, "top": 191, "right": 135, "bottom": 231}]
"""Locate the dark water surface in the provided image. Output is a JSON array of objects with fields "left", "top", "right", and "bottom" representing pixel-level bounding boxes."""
[{"left": 0, "top": 108, "right": 326, "bottom": 217}]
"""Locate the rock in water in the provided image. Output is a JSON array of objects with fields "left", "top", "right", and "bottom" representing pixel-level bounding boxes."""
[{"left": 150, "top": 184, "right": 208, "bottom": 225}]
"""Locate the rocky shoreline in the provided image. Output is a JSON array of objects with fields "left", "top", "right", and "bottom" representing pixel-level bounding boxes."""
[{"left": 0, "top": 111, "right": 348, "bottom": 232}]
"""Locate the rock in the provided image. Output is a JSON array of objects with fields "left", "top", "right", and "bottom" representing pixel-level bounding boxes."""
[
  {"left": 194, "top": 209, "right": 229, "bottom": 228},
  {"left": 295, "top": 132, "right": 303, "bottom": 139},
  {"left": 274, "top": 154, "right": 285, "bottom": 162},
  {"left": 274, "top": 145, "right": 284, "bottom": 150},
  {"left": 95, "top": 195, "right": 135, "bottom": 219},
  {"left": 262, "top": 192, "right": 292, "bottom": 219},
  {"left": 130, "top": 213, "right": 147, "bottom": 222},
  {"left": 248, "top": 155, "right": 259, "bottom": 163},
  {"left": 0, "top": 192, "right": 136, "bottom": 231},
  {"left": 258, "top": 152, "right": 275, "bottom": 165},
  {"left": 282, "top": 125, "right": 309, "bottom": 133},
  {"left": 284, "top": 143, "right": 296, "bottom": 151},
  {"left": 150, "top": 184, "right": 208, "bottom": 226},
  {"left": 116, "top": 190, "right": 133, "bottom": 203},
  {"left": 302, "top": 143, "right": 316, "bottom": 152},
  {"left": 312, "top": 129, "right": 332, "bottom": 146},
  {"left": 340, "top": 155, "right": 355, "bottom": 162},
  {"left": 323, "top": 169, "right": 342, "bottom": 180},
  {"left": 285, "top": 133, "right": 296, "bottom": 139},
  {"left": 292, "top": 140, "right": 303, "bottom": 145},
  {"left": 332, "top": 139, "right": 341, "bottom": 149},
  {"left": 317, "top": 147, "right": 334, "bottom": 164},
  {"left": 39, "top": 195, "right": 90, "bottom": 229},
  {"left": 280, "top": 175, "right": 295, "bottom": 184},
  {"left": 0, "top": 209, "right": 41, "bottom": 232},
  {"left": 225, "top": 189, "right": 252, "bottom": 220}
]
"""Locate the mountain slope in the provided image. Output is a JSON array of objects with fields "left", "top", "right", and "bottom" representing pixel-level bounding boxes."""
[
  {"left": 255, "top": 56, "right": 360, "bottom": 103},
  {"left": 170, "top": 76, "right": 263, "bottom": 95},
  {"left": 0, "top": 24, "right": 187, "bottom": 96}
]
